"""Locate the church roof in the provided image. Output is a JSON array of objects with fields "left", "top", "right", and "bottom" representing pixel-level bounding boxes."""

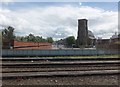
[{"left": 88, "top": 30, "right": 95, "bottom": 39}]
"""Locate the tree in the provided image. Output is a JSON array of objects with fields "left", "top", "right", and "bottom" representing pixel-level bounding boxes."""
[
  {"left": 2, "top": 26, "right": 15, "bottom": 49},
  {"left": 28, "top": 34, "right": 35, "bottom": 42},
  {"left": 35, "top": 36, "right": 40, "bottom": 42},
  {"left": 46, "top": 37, "right": 54, "bottom": 43},
  {"left": 15, "top": 33, "right": 54, "bottom": 43},
  {"left": 2, "top": 26, "right": 15, "bottom": 42},
  {"left": 66, "top": 36, "right": 75, "bottom": 47}
]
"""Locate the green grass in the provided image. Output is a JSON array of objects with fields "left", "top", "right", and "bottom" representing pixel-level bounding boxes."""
[{"left": 34, "top": 54, "right": 119, "bottom": 59}]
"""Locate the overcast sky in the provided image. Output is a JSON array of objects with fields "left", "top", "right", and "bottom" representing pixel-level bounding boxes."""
[{"left": 0, "top": 1, "right": 118, "bottom": 40}]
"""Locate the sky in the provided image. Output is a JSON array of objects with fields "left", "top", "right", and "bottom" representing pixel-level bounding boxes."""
[{"left": 0, "top": 0, "right": 119, "bottom": 40}]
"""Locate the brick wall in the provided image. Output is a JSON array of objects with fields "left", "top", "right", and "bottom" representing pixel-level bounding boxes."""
[{"left": 13, "top": 40, "right": 52, "bottom": 50}]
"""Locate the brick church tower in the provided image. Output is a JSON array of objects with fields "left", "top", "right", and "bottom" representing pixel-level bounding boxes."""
[{"left": 76, "top": 19, "right": 88, "bottom": 47}]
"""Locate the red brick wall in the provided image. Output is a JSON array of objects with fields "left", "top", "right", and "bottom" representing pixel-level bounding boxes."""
[{"left": 13, "top": 40, "right": 52, "bottom": 50}]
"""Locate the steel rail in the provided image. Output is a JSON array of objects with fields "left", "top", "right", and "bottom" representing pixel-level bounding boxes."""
[
  {"left": 2, "top": 70, "right": 120, "bottom": 79},
  {"left": 2, "top": 64, "right": 119, "bottom": 68},
  {"left": 2, "top": 68, "right": 119, "bottom": 73},
  {"left": 2, "top": 60, "right": 120, "bottom": 66}
]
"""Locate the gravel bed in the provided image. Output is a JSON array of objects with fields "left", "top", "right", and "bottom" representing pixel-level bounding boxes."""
[
  {"left": 2, "top": 75, "right": 119, "bottom": 85},
  {"left": 2, "top": 57, "right": 120, "bottom": 86}
]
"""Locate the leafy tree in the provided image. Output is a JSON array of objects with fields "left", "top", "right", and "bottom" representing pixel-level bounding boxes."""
[
  {"left": 46, "top": 37, "right": 54, "bottom": 43},
  {"left": 66, "top": 36, "right": 75, "bottom": 46},
  {"left": 28, "top": 34, "right": 35, "bottom": 42},
  {"left": 41, "top": 38, "right": 47, "bottom": 42},
  {"left": 15, "top": 34, "right": 54, "bottom": 43},
  {"left": 2, "top": 26, "right": 15, "bottom": 48},
  {"left": 35, "top": 36, "right": 40, "bottom": 42},
  {"left": 2, "top": 26, "right": 15, "bottom": 42}
]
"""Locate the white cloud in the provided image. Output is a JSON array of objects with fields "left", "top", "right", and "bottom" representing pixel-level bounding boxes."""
[
  {"left": 0, "top": 0, "right": 14, "bottom": 5},
  {"left": 79, "top": 2, "right": 82, "bottom": 6},
  {"left": 0, "top": 0, "right": 14, "bottom": 2},
  {"left": 0, "top": 5, "right": 118, "bottom": 40}
]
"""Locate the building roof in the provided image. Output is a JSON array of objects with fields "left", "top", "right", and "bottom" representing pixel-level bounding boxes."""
[
  {"left": 111, "top": 33, "right": 118, "bottom": 39},
  {"left": 78, "top": 19, "right": 88, "bottom": 21},
  {"left": 88, "top": 30, "right": 95, "bottom": 39}
]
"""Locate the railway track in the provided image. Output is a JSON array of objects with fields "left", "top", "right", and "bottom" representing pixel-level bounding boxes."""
[
  {"left": 1, "top": 57, "right": 119, "bottom": 61},
  {"left": 2, "top": 57, "right": 120, "bottom": 79}
]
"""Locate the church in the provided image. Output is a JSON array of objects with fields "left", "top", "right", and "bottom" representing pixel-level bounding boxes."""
[{"left": 76, "top": 19, "right": 96, "bottom": 48}]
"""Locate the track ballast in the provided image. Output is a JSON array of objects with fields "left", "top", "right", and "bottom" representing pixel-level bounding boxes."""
[{"left": 2, "top": 57, "right": 120, "bottom": 79}]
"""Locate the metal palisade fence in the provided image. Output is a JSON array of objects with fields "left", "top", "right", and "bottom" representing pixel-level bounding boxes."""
[{"left": 2, "top": 49, "right": 119, "bottom": 57}]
